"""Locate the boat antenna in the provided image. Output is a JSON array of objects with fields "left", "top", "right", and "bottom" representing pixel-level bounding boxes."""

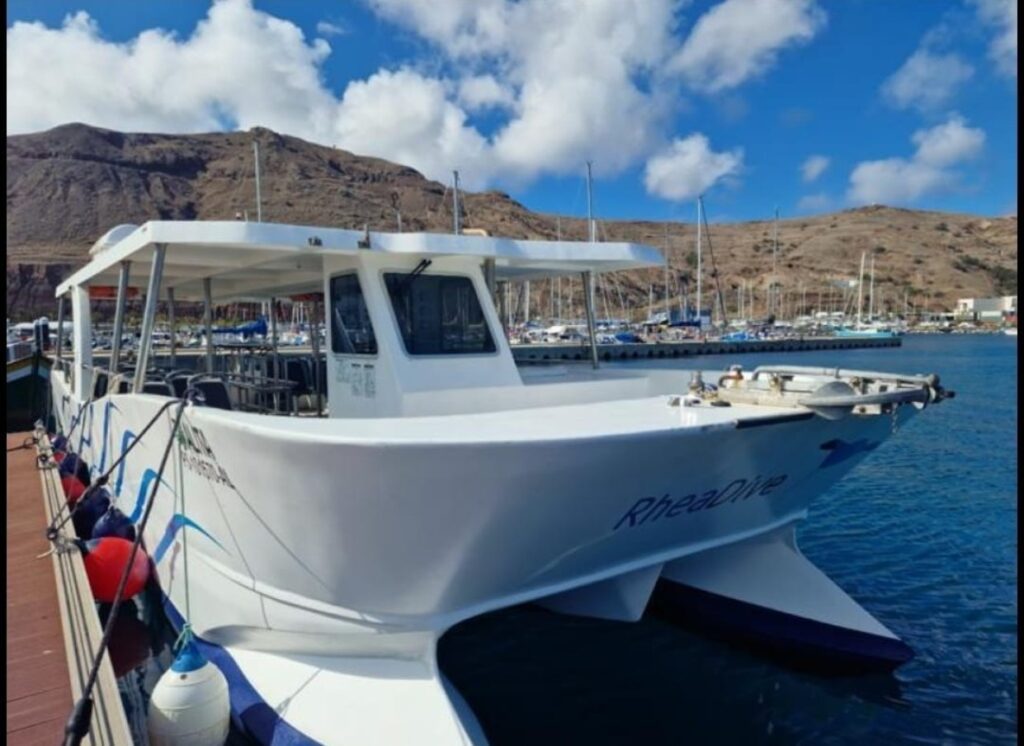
[
  {"left": 452, "top": 170, "right": 461, "bottom": 235},
  {"left": 253, "top": 140, "right": 263, "bottom": 223},
  {"left": 699, "top": 195, "right": 729, "bottom": 329}
]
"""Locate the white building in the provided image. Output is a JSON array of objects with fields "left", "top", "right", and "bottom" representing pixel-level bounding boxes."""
[{"left": 954, "top": 296, "right": 1017, "bottom": 321}]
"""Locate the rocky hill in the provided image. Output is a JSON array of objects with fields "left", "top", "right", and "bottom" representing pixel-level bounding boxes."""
[{"left": 7, "top": 123, "right": 1017, "bottom": 320}]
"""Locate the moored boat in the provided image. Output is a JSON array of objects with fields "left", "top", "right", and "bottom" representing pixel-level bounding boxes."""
[{"left": 47, "top": 220, "right": 953, "bottom": 744}]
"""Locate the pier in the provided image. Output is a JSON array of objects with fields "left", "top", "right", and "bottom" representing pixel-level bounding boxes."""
[
  {"left": 6, "top": 432, "right": 132, "bottom": 746},
  {"left": 511, "top": 335, "right": 901, "bottom": 364}
]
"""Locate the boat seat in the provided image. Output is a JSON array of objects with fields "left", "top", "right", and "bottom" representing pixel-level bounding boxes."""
[
  {"left": 188, "top": 376, "right": 233, "bottom": 411},
  {"left": 165, "top": 370, "right": 194, "bottom": 398},
  {"left": 92, "top": 369, "right": 109, "bottom": 398},
  {"left": 315, "top": 356, "right": 327, "bottom": 396},
  {"left": 284, "top": 358, "right": 312, "bottom": 395},
  {"left": 142, "top": 380, "right": 175, "bottom": 397}
]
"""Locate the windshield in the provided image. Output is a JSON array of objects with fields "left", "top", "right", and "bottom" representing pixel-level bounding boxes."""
[{"left": 384, "top": 273, "right": 496, "bottom": 356}]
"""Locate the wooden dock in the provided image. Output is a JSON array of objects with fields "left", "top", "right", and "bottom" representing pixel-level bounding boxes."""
[
  {"left": 511, "top": 335, "right": 901, "bottom": 364},
  {"left": 7, "top": 431, "right": 73, "bottom": 744},
  {"left": 6, "top": 431, "right": 132, "bottom": 746}
]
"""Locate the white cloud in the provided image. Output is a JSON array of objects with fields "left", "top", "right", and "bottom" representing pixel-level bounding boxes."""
[
  {"left": 7, "top": 3, "right": 336, "bottom": 137},
  {"left": 315, "top": 20, "right": 347, "bottom": 37},
  {"left": 881, "top": 48, "right": 973, "bottom": 112},
  {"left": 847, "top": 115, "right": 985, "bottom": 204},
  {"left": 970, "top": 0, "right": 1017, "bottom": 78},
  {"left": 797, "top": 193, "right": 831, "bottom": 211},
  {"left": 456, "top": 75, "right": 515, "bottom": 112},
  {"left": 669, "top": 0, "right": 826, "bottom": 93},
  {"left": 911, "top": 115, "right": 985, "bottom": 166},
  {"left": 8, "top": 0, "right": 821, "bottom": 198},
  {"left": 7, "top": 0, "right": 688, "bottom": 190},
  {"left": 643, "top": 134, "right": 743, "bottom": 202},
  {"left": 801, "top": 155, "right": 829, "bottom": 183},
  {"left": 880, "top": 34, "right": 974, "bottom": 112},
  {"left": 333, "top": 69, "right": 492, "bottom": 188}
]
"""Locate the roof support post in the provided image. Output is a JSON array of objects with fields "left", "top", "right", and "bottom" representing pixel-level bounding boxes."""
[
  {"left": 110, "top": 261, "right": 131, "bottom": 373},
  {"left": 203, "top": 277, "right": 214, "bottom": 374},
  {"left": 167, "top": 286, "right": 176, "bottom": 368},
  {"left": 311, "top": 298, "right": 322, "bottom": 417},
  {"left": 270, "top": 296, "right": 280, "bottom": 411},
  {"left": 483, "top": 258, "right": 496, "bottom": 302},
  {"left": 71, "top": 284, "right": 92, "bottom": 400},
  {"left": 133, "top": 244, "right": 166, "bottom": 393},
  {"left": 54, "top": 293, "right": 66, "bottom": 375},
  {"left": 582, "top": 270, "right": 599, "bottom": 370}
]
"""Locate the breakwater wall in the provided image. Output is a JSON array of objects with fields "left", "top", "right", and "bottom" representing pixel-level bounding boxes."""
[{"left": 511, "top": 335, "right": 901, "bottom": 364}]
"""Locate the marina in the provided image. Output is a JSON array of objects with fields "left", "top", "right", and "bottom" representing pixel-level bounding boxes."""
[
  {"left": 510, "top": 335, "right": 899, "bottom": 363},
  {"left": 4, "top": 3, "right": 1017, "bottom": 743}
]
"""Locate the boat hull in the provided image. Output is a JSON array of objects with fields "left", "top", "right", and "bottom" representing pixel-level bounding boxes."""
[
  {"left": 51, "top": 374, "right": 914, "bottom": 646},
  {"left": 50, "top": 374, "right": 920, "bottom": 743}
]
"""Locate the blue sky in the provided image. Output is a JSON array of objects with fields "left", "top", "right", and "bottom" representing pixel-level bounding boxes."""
[{"left": 6, "top": 0, "right": 1017, "bottom": 222}]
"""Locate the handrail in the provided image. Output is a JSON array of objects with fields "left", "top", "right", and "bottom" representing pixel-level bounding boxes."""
[{"left": 750, "top": 365, "right": 940, "bottom": 388}]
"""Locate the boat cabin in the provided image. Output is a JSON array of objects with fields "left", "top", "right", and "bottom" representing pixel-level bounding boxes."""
[{"left": 54, "top": 221, "right": 663, "bottom": 418}]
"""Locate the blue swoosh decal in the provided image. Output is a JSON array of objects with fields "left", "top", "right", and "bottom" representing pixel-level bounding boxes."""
[
  {"left": 95, "top": 400, "right": 121, "bottom": 475},
  {"left": 153, "top": 513, "right": 224, "bottom": 564},
  {"left": 113, "top": 430, "right": 138, "bottom": 496},
  {"left": 128, "top": 468, "right": 176, "bottom": 522},
  {"left": 77, "top": 401, "right": 93, "bottom": 454}
]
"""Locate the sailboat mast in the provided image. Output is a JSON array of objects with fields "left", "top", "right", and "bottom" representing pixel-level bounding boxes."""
[
  {"left": 452, "top": 170, "right": 461, "bottom": 235},
  {"left": 583, "top": 161, "right": 599, "bottom": 369},
  {"left": 856, "top": 251, "right": 866, "bottom": 326},
  {"left": 868, "top": 253, "right": 875, "bottom": 320},
  {"left": 253, "top": 141, "right": 263, "bottom": 222},
  {"left": 696, "top": 197, "right": 703, "bottom": 324}
]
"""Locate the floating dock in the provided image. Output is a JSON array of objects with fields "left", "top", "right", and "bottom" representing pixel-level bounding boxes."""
[
  {"left": 6, "top": 432, "right": 132, "bottom": 746},
  {"left": 511, "top": 335, "right": 901, "bottom": 363}
]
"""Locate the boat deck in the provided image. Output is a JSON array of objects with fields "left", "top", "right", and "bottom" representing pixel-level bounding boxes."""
[{"left": 6, "top": 431, "right": 72, "bottom": 745}]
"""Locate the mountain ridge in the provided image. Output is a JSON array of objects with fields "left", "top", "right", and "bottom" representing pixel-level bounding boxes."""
[{"left": 6, "top": 123, "right": 1017, "bottom": 319}]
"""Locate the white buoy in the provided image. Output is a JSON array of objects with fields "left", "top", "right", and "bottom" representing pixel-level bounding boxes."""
[{"left": 148, "top": 637, "right": 230, "bottom": 746}]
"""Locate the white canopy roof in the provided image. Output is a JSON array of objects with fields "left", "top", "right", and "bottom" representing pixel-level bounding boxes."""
[{"left": 57, "top": 221, "right": 664, "bottom": 302}]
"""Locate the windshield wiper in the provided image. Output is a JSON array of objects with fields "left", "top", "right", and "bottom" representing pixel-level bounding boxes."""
[{"left": 396, "top": 259, "right": 432, "bottom": 294}]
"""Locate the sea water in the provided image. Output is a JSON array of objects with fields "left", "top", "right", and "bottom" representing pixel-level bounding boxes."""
[{"left": 439, "top": 333, "right": 1017, "bottom": 745}]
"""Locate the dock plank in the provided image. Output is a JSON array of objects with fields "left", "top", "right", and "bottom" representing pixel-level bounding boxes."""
[{"left": 6, "top": 432, "right": 73, "bottom": 745}]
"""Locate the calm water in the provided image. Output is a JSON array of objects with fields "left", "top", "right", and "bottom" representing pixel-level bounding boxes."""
[{"left": 439, "top": 334, "right": 1018, "bottom": 745}]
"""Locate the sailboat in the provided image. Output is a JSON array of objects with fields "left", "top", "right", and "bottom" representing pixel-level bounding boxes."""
[{"left": 834, "top": 252, "right": 899, "bottom": 338}]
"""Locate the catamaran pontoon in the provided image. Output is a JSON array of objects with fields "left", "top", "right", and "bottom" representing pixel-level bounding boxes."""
[{"left": 49, "top": 220, "right": 952, "bottom": 745}]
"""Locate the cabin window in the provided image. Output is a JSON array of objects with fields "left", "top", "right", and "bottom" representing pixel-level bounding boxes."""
[
  {"left": 384, "top": 273, "right": 496, "bottom": 355},
  {"left": 330, "top": 273, "right": 377, "bottom": 355}
]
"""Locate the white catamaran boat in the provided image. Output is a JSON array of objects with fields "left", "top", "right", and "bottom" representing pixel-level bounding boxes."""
[{"left": 49, "top": 220, "right": 953, "bottom": 745}]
